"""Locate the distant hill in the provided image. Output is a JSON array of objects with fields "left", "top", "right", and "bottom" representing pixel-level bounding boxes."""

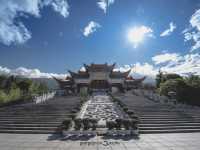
[{"left": 31, "top": 78, "right": 59, "bottom": 90}]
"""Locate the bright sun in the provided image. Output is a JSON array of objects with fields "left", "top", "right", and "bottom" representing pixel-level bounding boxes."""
[{"left": 127, "top": 26, "right": 153, "bottom": 48}]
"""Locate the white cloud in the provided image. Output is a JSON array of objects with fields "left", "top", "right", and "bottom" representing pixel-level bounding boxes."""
[
  {"left": 160, "top": 22, "right": 176, "bottom": 37},
  {"left": 114, "top": 63, "right": 157, "bottom": 84},
  {"left": 0, "top": 66, "right": 66, "bottom": 79},
  {"left": 83, "top": 21, "right": 101, "bottom": 37},
  {"left": 42, "top": 0, "right": 69, "bottom": 18},
  {"left": 117, "top": 52, "right": 200, "bottom": 84},
  {"left": 160, "top": 53, "right": 200, "bottom": 76},
  {"left": 133, "top": 63, "right": 158, "bottom": 78},
  {"left": 132, "top": 63, "right": 158, "bottom": 84},
  {"left": 152, "top": 52, "right": 200, "bottom": 76},
  {"left": 1, "top": 52, "right": 199, "bottom": 84},
  {"left": 190, "top": 9, "right": 200, "bottom": 30},
  {"left": 0, "top": 66, "right": 10, "bottom": 75},
  {"left": 183, "top": 9, "right": 200, "bottom": 52},
  {"left": 152, "top": 53, "right": 181, "bottom": 65},
  {"left": 0, "top": 0, "right": 69, "bottom": 45},
  {"left": 97, "top": 0, "right": 115, "bottom": 13},
  {"left": 0, "top": 22, "right": 32, "bottom": 46}
]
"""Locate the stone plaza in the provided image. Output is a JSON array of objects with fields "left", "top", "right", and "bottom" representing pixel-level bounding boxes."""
[{"left": 0, "top": 133, "right": 200, "bottom": 150}]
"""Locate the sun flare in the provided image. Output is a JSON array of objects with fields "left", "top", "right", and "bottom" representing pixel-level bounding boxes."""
[{"left": 127, "top": 26, "right": 153, "bottom": 48}]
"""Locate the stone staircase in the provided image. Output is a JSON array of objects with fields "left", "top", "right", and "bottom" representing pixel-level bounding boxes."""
[
  {"left": 1, "top": 92, "right": 200, "bottom": 134},
  {"left": 0, "top": 96, "right": 81, "bottom": 134},
  {"left": 115, "top": 92, "right": 200, "bottom": 134}
]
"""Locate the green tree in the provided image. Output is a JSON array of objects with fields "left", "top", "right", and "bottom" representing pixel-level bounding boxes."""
[
  {"left": 17, "top": 79, "right": 32, "bottom": 95},
  {"left": 162, "top": 73, "right": 182, "bottom": 82},
  {"left": 185, "top": 75, "right": 200, "bottom": 88},
  {"left": 37, "top": 82, "right": 48, "bottom": 94},
  {"left": 0, "top": 76, "right": 49, "bottom": 105},
  {"left": 7, "top": 88, "right": 21, "bottom": 102},
  {"left": 4, "top": 76, "right": 16, "bottom": 91},
  {"left": 0, "top": 75, "right": 7, "bottom": 89},
  {"left": 0, "top": 90, "right": 7, "bottom": 103},
  {"left": 159, "top": 78, "right": 189, "bottom": 103}
]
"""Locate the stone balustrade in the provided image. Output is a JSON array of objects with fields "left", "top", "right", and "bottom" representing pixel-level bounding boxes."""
[{"left": 33, "top": 92, "right": 56, "bottom": 104}]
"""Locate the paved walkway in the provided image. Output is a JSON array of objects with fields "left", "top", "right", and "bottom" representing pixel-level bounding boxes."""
[
  {"left": 0, "top": 133, "right": 200, "bottom": 150},
  {"left": 80, "top": 94, "right": 126, "bottom": 126}
]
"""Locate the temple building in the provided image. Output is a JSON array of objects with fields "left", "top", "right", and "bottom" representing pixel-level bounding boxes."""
[{"left": 53, "top": 63, "right": 145, "bottom": 94}]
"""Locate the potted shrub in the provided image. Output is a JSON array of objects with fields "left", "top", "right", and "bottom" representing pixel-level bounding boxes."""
[
  {"left": 127, "top": 110, "right": 134, "bottom": 116},
  {"left": 122, "top": 119, "right": 132, "bottom": 135},
  {"left": 123, "top": 107, "right": 128, "bottom": 112},
  {"left": 122, "top": 119, "right": 130, "bottom": 130},
  {"left": 118, "top": 101, "right": 125, "bottom": 107},
  {"left": 69, "top": 114, "right": 76, "bottom": 120},
  {"left": 106, "top": 120, "right": 116, "bottom": 136},
  {"left": 71, "top": 109, "right": 78, "bottom": 114},
  {"left": 62, "top": 118, "right": 72, "bottom": 135},
  {"left": 62, "top": 119, "right": 72, "bottom": 130},
  {"left": 106, "top": 120, "right": 116, "bottom": 130},
  {"left": 130, "top": 115, "right": 140, "bottom": 122},
  {"left": 82, "top": 118, "right": 96, "bottom": 136},
  {"left": 112, "top": 97, "right": 116, "bottom": 102},
  {"left": 88, "top": 118, "right": 98, "bottom": 136},
  {"left": 115, "top": 118, "right": 123, "bottom": 130},
  {"left": 90, "top": 118, "right": 98, "bottom": 130},
  {"left": 74, "top": 118, "right": 82, "bottom": 130},
  {"left": 82, "top": 118, "right": 90, "bottom": 130},
  {"left": 80, "top": 99, "right": 85, "bottom": 105},
  {"left": 130, "top": 119, "right": 139, "bottom": 135}
]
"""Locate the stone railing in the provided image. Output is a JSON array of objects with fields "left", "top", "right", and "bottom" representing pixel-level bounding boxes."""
[
  {"left": 33, "top": 92, "right": 56, "bottom": 104},
  {"left": 133, "top": 89, "right": 200, "bottom": 111},
  {"left": 133, "top": 89, "right": 174, "bottom": 104}
]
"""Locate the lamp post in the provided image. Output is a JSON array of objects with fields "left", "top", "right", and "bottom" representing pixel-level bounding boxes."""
[{"left": 168, "top": 91, "right": 177, "bottom": 105}]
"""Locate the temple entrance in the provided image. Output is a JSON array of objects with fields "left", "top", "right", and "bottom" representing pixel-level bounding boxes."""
[{"left": 90, "top": 80, "right": 110, "bottom": 90}]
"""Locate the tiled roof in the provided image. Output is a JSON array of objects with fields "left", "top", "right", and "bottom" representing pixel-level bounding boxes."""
[
  {"left": 110, "top": 70, "right": 131, "bottom": 78},
  {"left": 68, "top": 70, "right": 89, "bottom": 78},
  {"left": 84, "top": 63, "right": 115, "bottom": 72}
]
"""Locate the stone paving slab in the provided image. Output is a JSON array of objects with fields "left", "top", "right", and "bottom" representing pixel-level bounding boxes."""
[{"left": 0, "top": 133, "right": 200, "bottom": 150}]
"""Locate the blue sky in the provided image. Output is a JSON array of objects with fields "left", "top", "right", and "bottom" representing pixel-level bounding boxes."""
[{"left": 0, "top": 0, "right": 200, "bottom": 80}]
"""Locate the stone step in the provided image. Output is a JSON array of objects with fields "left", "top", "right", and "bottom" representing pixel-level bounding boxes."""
[
  {"left": 0, "top": 112, "right": 73, "bottom": 116},
  {"left": 139, "top": 129, "right": 200, "bottom": 134},
  {"left": 139, "top": 114, "right": 200, "bottom": 117},
  {"left": 137, "top": 113, "right": 186, "bottom": 116},
  {"left": 0, "top": 126, "right": 58, "bottom": 130},
  {"left": 0, "top": 120, "right": 62, "bottom": 124},
  {"left": 0, "top": 123, "right": 60, "bottom": 127},
  {"left": 140, "top": 120, "right": 200, "bottom": 124},
  {"left": 0, "top": 118, "right": 65, "bottom": 121},
  {"left": 0, "top": 115, "right": 70, "bottom": 119},
  {"left": 139, "top": 116, "right": 197, "bottom": 119},
  {"left": 140, "top": 118, "right": 198, "bottom": 121},
  {"left": 139, "top": 117, "right": 200, "bottom": 120},
  {"left": 116, "top": 94, "right": 200, "bottom": 134},
  {"left": 135, "top": 112, "right": 184, "bottom": 114},
  {"left": 139, "top": 126, "right": 200, "bottom": 130},
  {"left": 0, "top": 110, "right": 70, "bottom": 112},
  {"left": 1, "top": 106, "right": 76, "bottom": 109},
  {"left": 0, "top": 129, "right": 56, "bottom": 134},
  {"left": 0, "top": 96, "right": 81, "bottom": 134},
  {"left": 139, "top": 123, "right": 200, "bottom": 127}
]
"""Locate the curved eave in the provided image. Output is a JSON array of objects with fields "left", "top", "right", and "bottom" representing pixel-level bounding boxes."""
[
  {"left": 52, "top": 76, "right": 73, "bottom": 84},
  {"left": 125, "top": 76, "right": 146, "bottom": 83}
]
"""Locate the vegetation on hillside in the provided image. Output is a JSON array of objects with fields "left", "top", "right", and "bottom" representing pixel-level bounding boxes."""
[
  {"left": 0, "top": 75, "right": 49, "bottom": 105},
  {"left": 156, "top": 71, "right": 200, "bottom": 106}
]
